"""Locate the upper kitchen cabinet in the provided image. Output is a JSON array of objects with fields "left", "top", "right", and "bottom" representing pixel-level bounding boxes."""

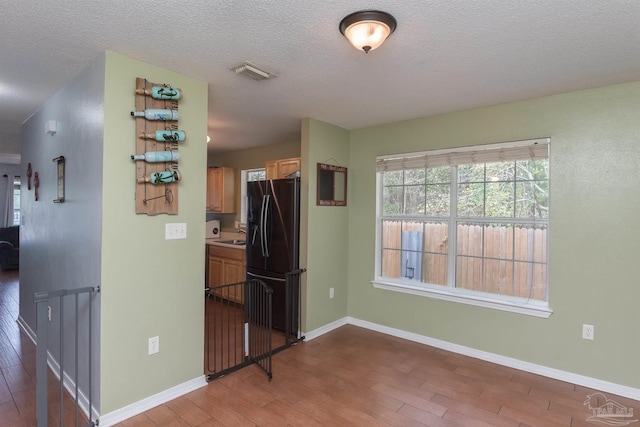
[
  {"left": 206, "top": 167, "right": 235, "bottom": 213},
  {"left": 265, "top": 157, "right": 300, "bottom": 180}
]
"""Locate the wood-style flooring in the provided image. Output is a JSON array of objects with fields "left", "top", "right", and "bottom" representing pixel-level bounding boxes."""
[{"left": 1, "top": 269, "right": 638, "bottom": 426}]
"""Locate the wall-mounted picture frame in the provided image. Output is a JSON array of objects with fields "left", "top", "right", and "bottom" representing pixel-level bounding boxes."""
[
  {"left": 317, "top": 163, "right": 347, "bottom": 206},
  {"left": 53, "top": 155, "right": 65, "bottom": 203}
]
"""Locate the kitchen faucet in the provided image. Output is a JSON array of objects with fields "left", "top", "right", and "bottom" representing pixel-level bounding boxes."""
[{"left": 237, "top": 228, "right": 247, "bottom": 234}]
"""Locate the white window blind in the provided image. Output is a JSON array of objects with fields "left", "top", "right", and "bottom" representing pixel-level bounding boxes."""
[{"left": 377, "top": 138, "right": 549, "bottom": 172}]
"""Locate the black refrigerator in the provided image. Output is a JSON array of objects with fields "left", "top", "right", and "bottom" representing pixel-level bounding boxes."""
[{"left": 246, "top": 177, "right": 300, "bottom": 332}]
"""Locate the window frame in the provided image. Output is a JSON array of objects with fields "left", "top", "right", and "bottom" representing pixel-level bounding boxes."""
[
  {"left": 372, "top": 139, "right": 552, "bottom": 318},
  {"left": 11, "top": 176, "right": 20, "bottom": 226}
]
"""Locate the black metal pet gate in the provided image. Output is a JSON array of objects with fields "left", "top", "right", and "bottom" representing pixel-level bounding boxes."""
[{"left": 204, "top": 269, "right": 305, "bottom": 381}]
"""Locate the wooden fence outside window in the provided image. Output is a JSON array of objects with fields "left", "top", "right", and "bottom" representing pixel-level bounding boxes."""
[{"left": 381, "top": 221, "right": 547, "bottom": 301}]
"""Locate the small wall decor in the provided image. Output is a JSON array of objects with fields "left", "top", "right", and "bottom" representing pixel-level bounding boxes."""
[
  {"left": 26, "top": 163, "right": 32, "bottom": 190},
  {"left": 131, "top": 78, "right": 183, "bottom": 216},
  {"left": 34, "top": 172, "right": 39, "bottom": 201},
  {"left": 317, "top": 163, "right": 347, "bottom": 206},
  {"left": 53, "top": 156, "right": 65, "bottom": 203}
]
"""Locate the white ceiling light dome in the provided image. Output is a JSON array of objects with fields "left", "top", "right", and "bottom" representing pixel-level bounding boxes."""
[{"left": 339, "top": 10, "right": 397, "bottom": 53}]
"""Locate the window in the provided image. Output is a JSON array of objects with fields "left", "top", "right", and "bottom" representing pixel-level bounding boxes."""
[
  {"left": 240, "top": 168, "right": 266, "bottom": 224},
  {"left": 12, "top": 177, "right": 20, "bottom": 226},
  {"left": 246, "top": 169, "right": 266, "bottom": 182},
  {"left": 374, "top": 139, "right": 551, "bottom": 317}
]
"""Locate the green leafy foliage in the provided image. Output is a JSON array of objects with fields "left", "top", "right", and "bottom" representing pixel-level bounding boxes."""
[{"left": 383, "top": 160, "right": 548, "bottom": 219}]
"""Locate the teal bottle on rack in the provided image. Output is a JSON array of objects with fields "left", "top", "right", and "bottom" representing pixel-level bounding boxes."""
[
  {"left": 140, "top": 130, "right": 186, "bottom": 142},
  {"left": 135, "top": 86, "right": 182, "bottom": 100},
  {"left": 131, "top": 151, "right": 180, "bottom": 162},
  {"left": 137, "top": 170, "right": 180, "bottom": 184},
  {"left": 131, "top": 109, "right": 179, "bottom": 121}
]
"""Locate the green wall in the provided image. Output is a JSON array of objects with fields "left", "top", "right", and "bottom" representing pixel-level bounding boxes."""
[
  {"left": 301, "top": 118, "right": 349, "bottom": 331},
  {"left": 101, "top": 51, "right": 208, "bottom": 412},
  {"left": 346, "top": 81, "right": 640, "bottom": 388}
]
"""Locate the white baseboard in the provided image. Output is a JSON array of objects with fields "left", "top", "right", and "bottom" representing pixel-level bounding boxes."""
[
  {"left": 46, "top": 348, "right": 99, "bottom": 421},
  {"left": 18, "top": 315, "right": 99, "bottom": 421},
  {"left": 18, "top": 316, "right": 207, "bottom": 425},
  {"left": 302, "top": 317, "right": 348, "bottom": 341},
  {"left": 305, "top": 316, "right": 640, "bottom": 401},
  {"left": 98, "top": 376, "right": 207, "bottom": 427},
  {"left": 22, "top": 312, "right": 639, "bottom": 424},
  {"left": 17, "top": 316, "right": 36, "bottom": 344}
]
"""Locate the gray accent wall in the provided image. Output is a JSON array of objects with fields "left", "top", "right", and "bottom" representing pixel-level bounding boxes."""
[{"left": 20, "top": 52, "right": 105, "bottom": 410}]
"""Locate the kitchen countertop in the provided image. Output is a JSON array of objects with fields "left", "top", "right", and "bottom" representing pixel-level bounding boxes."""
[{"left": 206, "top": 231, "right": 247, "bottom": 249}]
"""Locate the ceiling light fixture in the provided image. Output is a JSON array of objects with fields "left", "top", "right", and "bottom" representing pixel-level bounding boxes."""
[{"left": 339, "top": 10, "right": 397, "bottom": 53}]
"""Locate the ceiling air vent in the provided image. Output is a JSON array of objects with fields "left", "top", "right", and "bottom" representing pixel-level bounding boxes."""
[{"left": 231, "top": 62, "right": 275, "bottom": 81}]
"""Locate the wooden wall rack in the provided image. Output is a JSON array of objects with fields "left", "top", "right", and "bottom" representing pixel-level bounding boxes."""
[{"left": 133, "top": 77, "right": 180, "bottom": 215}]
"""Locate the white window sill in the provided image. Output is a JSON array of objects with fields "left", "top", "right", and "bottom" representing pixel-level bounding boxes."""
[{"left": 372, "top": 278, "right": 553, "bottom": 318}]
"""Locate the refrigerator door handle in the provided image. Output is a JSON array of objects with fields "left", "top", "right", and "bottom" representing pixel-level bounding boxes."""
[
  {"left": 251, "top": 224, "right": 258, "bottom": 245},
  {"left": 260, "top": 195, "right": 267, "bottom": 257},
  {"left": 247, "top": 271, "right": 286, "bottom": 282},
  {"left": 263, "top": 195, "right": 271, "bottom": 257}
]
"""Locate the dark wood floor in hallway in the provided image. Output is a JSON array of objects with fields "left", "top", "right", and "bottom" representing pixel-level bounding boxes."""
[{"left": 1, "top": 268, "right": 638, "bottom": 426}]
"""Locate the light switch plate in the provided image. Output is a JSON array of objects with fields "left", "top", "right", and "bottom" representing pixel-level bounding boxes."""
[
  {"left": 148, "top": 336, "right": 159, "bottom": 355},
  {"left": 582, "top": 324, "right": 594, "bottom": 340},
  {"left": 165, "top": 223, "right": 187, "bottom": 240}
]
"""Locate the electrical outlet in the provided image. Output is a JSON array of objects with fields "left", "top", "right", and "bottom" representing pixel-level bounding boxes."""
[
  {"left": 582, "top": 324, "right": 594, "bottom": 340},
  {"left": 329, "top": 288, "right": 335, "bottom": 299},
  {"left": 148, "top": 336, "right": 160, "bottom": 355},
  {"left": 47, "top": 306, "right": 51, "bottom": 322},
  {"left": 165, "top": 223, "right": 187, "bottom": 240}
]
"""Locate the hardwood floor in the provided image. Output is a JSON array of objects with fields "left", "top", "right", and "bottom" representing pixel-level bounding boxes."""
[
  {"left": 113, "top": 324, "right": 640, "bottom": 427},
  {"left": 0, "top": 270, "right": 89, "bottom": 427},
  {"left": 2, "top": 268, "right": 639, "bottom": 426},
  {"left": 0, "top": 269, "right": 34, "bottom": 427}
]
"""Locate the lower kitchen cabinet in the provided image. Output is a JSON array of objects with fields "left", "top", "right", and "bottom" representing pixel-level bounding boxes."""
[
  {"left": 207, "top": 244, "right": 246, "bottom": 304},
  {"left": 207, "top": 256, "right": 224, "bottom": 287},
  {"left": 224, "top": 258, "right": 245, "bottom": 302}
]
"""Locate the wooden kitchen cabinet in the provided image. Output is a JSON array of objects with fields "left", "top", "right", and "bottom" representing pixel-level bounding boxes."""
[
  {"left": 207, "top": 256, "right": 224, "bottom": 287},
  {"left": 207, "top": 244, "right": 246, "bottom": 303},
  {"left": 206, "top": 167, "right": 235, "bottom": 213},
  {"left": 265, "top": 157, "right": 300, "bottom": 180},
  {"left": 224, "top": 259, "right": 245, "bottom": 303}
]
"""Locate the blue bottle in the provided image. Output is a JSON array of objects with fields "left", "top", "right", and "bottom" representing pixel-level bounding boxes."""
[
  {"left": 135, "top": 86, "right": 182, "bottom": 100},
  {"left": 140, "top": 130, "right": 186, "bottom": 142},
  {"left": 138, "top": 170, "right": 180, "bottom": 184}
]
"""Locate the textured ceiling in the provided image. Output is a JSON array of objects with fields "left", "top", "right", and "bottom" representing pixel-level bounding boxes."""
[{"left": 1, "top": 0, "right": 639, "bottom": 156}]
